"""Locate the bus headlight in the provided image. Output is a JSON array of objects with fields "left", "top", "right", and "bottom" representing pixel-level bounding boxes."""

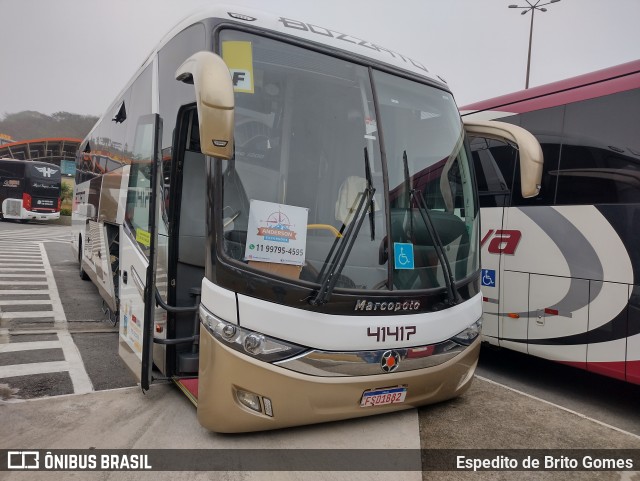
[
  {"left": 451, "top": 317, "right": 483, "bottom": 346},
  {"left": 200, "top": 305, "right": 308, "bottom": 362}
]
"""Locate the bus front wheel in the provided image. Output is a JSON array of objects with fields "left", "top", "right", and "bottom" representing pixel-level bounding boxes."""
[{"left": 79, "top": 237, "right": 89, "bottom": 281}]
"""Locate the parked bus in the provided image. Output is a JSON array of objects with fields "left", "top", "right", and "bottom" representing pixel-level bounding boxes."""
[
  {"left": 461, "top": 60, "right": 640, "bottom": 384},
  {"left": 72, "top": 6, "right": 543, "bottom": 432},
  {"left": 0, "top": 158, "right": 61, "bottom": 222}
]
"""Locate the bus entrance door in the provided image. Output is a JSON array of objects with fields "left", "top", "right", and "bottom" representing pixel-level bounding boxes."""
[{"left": 118, "top": 114, "right": 162, "bottom": 390}]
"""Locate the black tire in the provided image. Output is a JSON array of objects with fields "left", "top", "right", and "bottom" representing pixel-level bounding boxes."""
[
  {"left": 80, "top": 262, "right": 90, "bottom": 280},
  {"left": 79, "top": 238, "right": 90, "bottom": 281}
]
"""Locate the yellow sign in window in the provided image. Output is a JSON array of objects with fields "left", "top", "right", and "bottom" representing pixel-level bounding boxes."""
[
  {"left": 222, "top": 41, "right": 255, "bottom": 94},
  {"left": 136, "top": 228, "right": 151, "bottom": 247}
]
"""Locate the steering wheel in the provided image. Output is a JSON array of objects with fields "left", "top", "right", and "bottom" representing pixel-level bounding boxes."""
[{"left": 235, "top": 119, "right": 271, "bottom": 153}]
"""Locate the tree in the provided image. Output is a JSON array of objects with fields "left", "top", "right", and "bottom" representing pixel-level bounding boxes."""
[
  {"left": 0, "top": 111, "right": 98, "bottom": 141},
  {"left": 61, "top": 182, "right": 73, "bottom": 202}
]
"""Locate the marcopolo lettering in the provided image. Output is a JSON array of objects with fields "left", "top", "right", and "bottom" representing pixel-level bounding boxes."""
[
  {"left": 278, "top": 17, "right": 428, "bottom": 72},
  {"left": 354, "top": 299, "right": 421, "bottom": 312}
]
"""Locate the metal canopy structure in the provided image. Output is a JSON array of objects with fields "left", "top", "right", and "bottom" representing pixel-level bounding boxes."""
[{"left": 0, "top": 137, "right": 81, "bottom": 168}]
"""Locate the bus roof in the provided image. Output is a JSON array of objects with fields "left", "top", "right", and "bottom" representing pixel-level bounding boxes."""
[
  {"left": 460, "top": 59, "right": 640, "bottom": 116},
  {"left": 87, "top": 5, "right": 446, "bottom": 146},
  {"left": 161, "top": 5, "right": 440, "bottom": 83}
]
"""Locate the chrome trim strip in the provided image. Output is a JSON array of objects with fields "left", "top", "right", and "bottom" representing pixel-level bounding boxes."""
[
  {"left": 201, "top": 299, "right": 473, "bottom": 377},
  {"left": 131, "top": 265, "right": 145, "bottom": 298},
  {"left": 274, "top": 340, "right": 467, "bottom": 377}
]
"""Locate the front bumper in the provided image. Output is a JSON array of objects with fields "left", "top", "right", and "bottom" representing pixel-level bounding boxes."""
[{"left": 196, "top": 325, "right": 480, "bottom": 433}]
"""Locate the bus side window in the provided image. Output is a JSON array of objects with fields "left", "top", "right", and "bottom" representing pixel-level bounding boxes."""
[
  {"left": 510, "top": 107, "right": 563, "bottom": 207},
  {"left": 555, "top": 89, "right": 640, "bottom": 205},
  {"left": 468, "top": 136, "right": 515, "bottom": 208}
]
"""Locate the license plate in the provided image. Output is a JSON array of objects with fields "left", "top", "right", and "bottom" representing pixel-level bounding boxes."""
[{"left": 360, "top": 386, "right": 407, "bottom": 407}]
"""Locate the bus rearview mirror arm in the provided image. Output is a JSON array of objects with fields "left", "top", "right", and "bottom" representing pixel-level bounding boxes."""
[
  {"left": 462, "top": 118, "right": 543, "bottom": 198},
  {"left": 176, "top": 51, "right": 235, "bottom": 160}
]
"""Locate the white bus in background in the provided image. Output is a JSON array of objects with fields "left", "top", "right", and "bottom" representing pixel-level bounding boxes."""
[
  {"left": 462, "top": 60, "right": 640, "bottom": 384},
  {"left": 72, "top": 6, "right": 543, "bottom": 432}
]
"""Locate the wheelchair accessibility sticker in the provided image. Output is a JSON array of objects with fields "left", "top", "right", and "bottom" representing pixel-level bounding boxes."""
[
  {"left": 394, "top": 243, "right": 415, "bottom": 270},
  {"left": 481, "top": 269, "right": 496, "bottom": 287}
]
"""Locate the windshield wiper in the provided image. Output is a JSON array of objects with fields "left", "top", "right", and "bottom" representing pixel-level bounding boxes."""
[
  {"left": 309, "top": 147, "right": 375, "bottom": 306},
  {"left": 412, "top": 189, "right": 459, "bottom": 306},
  {"left": 403, "top": 151, "right": 459, "bottom": 306}
]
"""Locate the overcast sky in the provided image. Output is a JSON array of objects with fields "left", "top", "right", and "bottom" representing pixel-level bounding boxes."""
[{"left": 0, "top": 0, "right": 638, "bottom": 118}]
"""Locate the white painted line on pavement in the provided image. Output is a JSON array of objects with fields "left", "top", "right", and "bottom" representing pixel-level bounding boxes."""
[
  {"left": 57, "top": 330, "right": 93, "bottom": 394},
  {"left": 0, "top": 290, "right": 50, "bottom": 295},
  {"left": 0, "top": 268, "right": 45, "bottom": 271},
  {"left": 0, "top": 243, "right": 41, "bottom": 247},
  {"left": 0, "top": 262, "right": 43, "bottom": 267},
  {"left": 0, "top": 311, "right": 56, "bottom": 319},
  {"left": 0, "top": 257, "right": 43, "bottom": 260},
  {"left": 2, "top": 385, "right": 142, "bottom": 404},
  {"left": 0, "top": 250, "right": 41, "bottom": 254},
  {"left": 0, "top": 281, "right": 48, "bottom": 285},
  {"left": 476, "top": 376, "right": 640, "bottom": 441},
  {"left": 0, "top": 264, "right": 43, "bottom": 268},
  {"left": 2, "top": 329, "right": 59, "bottom": 335},
  {"left": 0, "top": 300, "right": 52, "bottom": 306},
  {"left": 0, "top": 274, "right": 47, "bottom": 278},
  {"left": 39, "top": 243, "right": 66, "bottom": 324},
  {"left": 0, "top": 340, "right": 61, "bottom": 353},
  {"left": 0, "top": 360, "right": 69, "bottom": 378},
  {"left": 40, "top": 242, "right": 92, "bottom": 393}
]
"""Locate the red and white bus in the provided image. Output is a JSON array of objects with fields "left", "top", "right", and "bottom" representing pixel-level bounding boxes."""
[
  {"left": 0, "top": 159, "right": 62, "bottom": 222},
  {"left": 461, "top": 60, "right": 640, "bottom": 384}
]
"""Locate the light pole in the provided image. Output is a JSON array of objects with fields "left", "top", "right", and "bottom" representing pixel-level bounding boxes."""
[{"left": 509, "top": 0, "right": 561, "bottom": 89}]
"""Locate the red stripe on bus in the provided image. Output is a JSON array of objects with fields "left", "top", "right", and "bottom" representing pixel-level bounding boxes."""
[
  {"left": 587, "top": 360, "right": 626, "bottom": 382},
  {"left": 625, "top": 361, "right": 640, "bottom": 385},
  {"left": 461, "top": 60, "right": 640, "bottom": 113},
  {"left": 558, "top": 360, "right": 635, "bottom": 384}
]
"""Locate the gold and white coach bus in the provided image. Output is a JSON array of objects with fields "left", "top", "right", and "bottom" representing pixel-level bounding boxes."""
[{"left": 72, "top": 6, "right": 543, "bottom": 432}]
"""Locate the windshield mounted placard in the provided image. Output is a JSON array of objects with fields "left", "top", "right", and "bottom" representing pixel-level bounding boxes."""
[{"left": 244, "top": 199, "right": 309, "bottom": 266}]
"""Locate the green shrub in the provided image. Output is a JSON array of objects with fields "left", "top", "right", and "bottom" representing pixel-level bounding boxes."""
[
  {"left": 61, "top": 182, "right": 73, "bottom": 201},
  {"left": 60, "top": 207, "right": 72, "bottom": 216}
]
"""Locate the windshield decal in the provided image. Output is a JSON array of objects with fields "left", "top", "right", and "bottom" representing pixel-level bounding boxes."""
[
  {"left": 222, "top": 41, "right": 255, "bottom": 94},
  {"left": 394, "top": 242, "right": 415, "bottom": 270},
  {"left": 245, "top": 200, "right": 308, "bottom": 266},
  {"left": 277, "top": 17, "right": 428, "bottom": 73}
]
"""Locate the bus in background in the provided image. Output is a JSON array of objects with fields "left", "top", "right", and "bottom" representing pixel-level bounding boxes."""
[
  {"left": 0, "top": 158, "right": 62, "bottom": 222},
  {"left": 72, "top": 6, "right": 543, "bottom": 432},
  {"left": 461, "top": 60, "right": 640, "bottom": 384}
]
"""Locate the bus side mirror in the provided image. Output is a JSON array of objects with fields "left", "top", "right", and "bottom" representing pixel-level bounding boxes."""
[
  {"left": 176, "top": 51, "right": 235, "bottom": 160},
  {"left": 463, "top": 118, "right": 543, "bottom": 198}
]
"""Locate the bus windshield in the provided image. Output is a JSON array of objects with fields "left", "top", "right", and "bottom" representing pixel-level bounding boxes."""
[{"left": 220, "top": 30, "right": 478, "bottom": 293}]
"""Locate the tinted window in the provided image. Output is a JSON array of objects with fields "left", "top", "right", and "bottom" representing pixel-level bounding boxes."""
[
  {"left": 555, "top": 89, "right": 640, "bottom": 205},
  {"left": 512, "top": 106, "right": 564, "bottom": 206},
  {"left": 158, "top": 24, "right": 205, "bottom": 151},
  {"left": 124, "top": 64, "right": 156, "bottom": 254},
  {"left": 469, "top": 136, "right": 516, "bottom": 208}
]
